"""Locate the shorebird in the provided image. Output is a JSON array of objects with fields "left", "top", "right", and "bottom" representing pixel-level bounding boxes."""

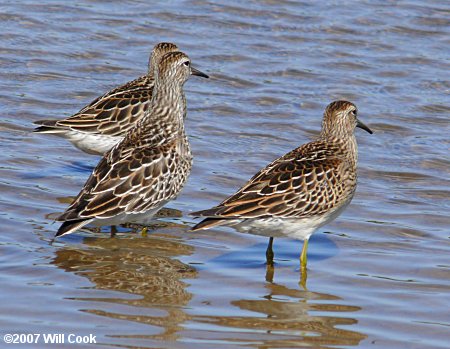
[
  {"left": 191, "top": 101, "right": 372, "bottom": 272},
  {"left": 34, "top": 42, "right": 180, "bottom": 155},
  {"left": 55, "top": 51, "right": 208, "bottom": 237}
]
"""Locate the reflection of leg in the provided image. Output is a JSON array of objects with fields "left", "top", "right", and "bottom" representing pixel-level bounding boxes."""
[
  {"left": 299, "top": 267, "right": 308, "bottom": 290},
  {"left": 266, "top": 237, "right": 274, "bottom": 266},
  {"left": 110, "top": 225, "right": 117, "bottom": 238},
  {"left": 298, "top": 239, "right": 309, "bottom": 289},
  {"left": 300, "top": 238, "right": 309, "bottom": 271},
  {"left": 265, "top": 263, "right": 274, "bottom": 283}
]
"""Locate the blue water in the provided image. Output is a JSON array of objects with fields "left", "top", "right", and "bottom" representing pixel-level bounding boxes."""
[{"left": 0, "top": 1, "right": 449, "bottom": 348}]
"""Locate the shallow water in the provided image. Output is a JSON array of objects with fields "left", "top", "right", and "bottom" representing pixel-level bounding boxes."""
[{"left": 1, "top": 0, "right": 449, "bottom": 348}]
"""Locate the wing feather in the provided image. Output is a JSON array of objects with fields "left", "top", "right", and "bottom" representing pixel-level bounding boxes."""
[
  {"left": 35, "top": 75, "right": 153, "bottom": 137},
  {"left": 57, "top": 137, "right": 190, "bottom": 222},
  {"left": 192, "top": 140, "right": 355, "bottom": 220}
]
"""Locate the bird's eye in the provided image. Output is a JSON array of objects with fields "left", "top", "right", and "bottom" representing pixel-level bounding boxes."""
[
  {"left": 352, "top": 109, "right": 357, "bottom": 116},
  {"left": 183, "top": 61, "right": 190, "bottom": 67}
]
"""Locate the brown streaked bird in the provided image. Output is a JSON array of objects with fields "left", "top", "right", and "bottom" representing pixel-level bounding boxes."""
[
  {"left": 34, "top": 42, "right": 180, "bottom": 155},
  {"left": 191, "top": 101, "right": 372, "bottom": 271},
  {"left": 54, "top": 51, "right": 209, "bottom": 237}
]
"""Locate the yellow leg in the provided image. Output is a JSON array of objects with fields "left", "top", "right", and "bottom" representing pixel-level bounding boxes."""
[
  {"left": 300, "top": 238, "right": 309, "bottom": 271},
  {"left": 141, "top": 226, "right": 148, "bottom": 237},
  {"left": 266, "top": 237, "right": 274, "bottom": 266}
]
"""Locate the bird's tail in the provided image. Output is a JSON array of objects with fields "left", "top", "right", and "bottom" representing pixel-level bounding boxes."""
[
  {"left": 33, "top": 120, "right": 63, "bottom": 133},
  {"left": 55, "top": 218, "right": 93, "bottom": 238},
  {"left": 190, "top": 217, "right": 229, "bottom": 231}
]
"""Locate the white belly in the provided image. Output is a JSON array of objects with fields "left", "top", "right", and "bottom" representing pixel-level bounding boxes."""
[
  {"left": 88, "top": 205, "right": 166, "bottom": 227},
  {"left": 232, "top": 199, "right": 352, "bottom": 241},
  {"left": 64, "top": 131, "right": 123, "bottom": 155}
]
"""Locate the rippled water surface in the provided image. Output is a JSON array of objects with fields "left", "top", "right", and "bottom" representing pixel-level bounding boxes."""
[{"left": 1, "top": 1, "right": 449, "bottom": 348}]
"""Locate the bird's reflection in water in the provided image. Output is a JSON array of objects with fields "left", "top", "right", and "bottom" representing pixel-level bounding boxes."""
[
  {"left": 266, "top": 262, "right": 308, "bottom": 288},
  {"left": 51, "top": 220, "right": 197, "bottom": 342},
  {"left": 49, "top": 214, "right": 366, "bottom": 347},
  {"left": 192, "top": 279, "right": 366, "bottom": 348}
]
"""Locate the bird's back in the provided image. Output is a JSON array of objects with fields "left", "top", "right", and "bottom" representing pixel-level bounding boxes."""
[
  {"left": 192, "top": 137, "right": 357, "bottom": 224},
  {"left": 34, "top": 74, "right": 153, "bottom": 138}
]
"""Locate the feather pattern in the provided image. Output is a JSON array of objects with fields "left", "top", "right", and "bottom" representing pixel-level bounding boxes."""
[
  {"left": 55, "top": 50, "right": 208, "bottom": 237},
  {"left": 192, "top": 140, "right": 355, "bottom": 221},
  {"left": 58, "top": 137, "right": 192, "bottom": 221},
  {"left": 191, "top": 100, "right": 372, "bottom": 244},
  {"left": 34, "top": 42, "right": 181, "bottom": 155}
]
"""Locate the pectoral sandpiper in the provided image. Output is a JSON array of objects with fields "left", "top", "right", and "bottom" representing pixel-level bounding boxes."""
[
  {"left": 191, "top": 101, "right": 372, "bottom": 272},
  {"left": 34, "top": 42, "right": 180, "bottom": 155},
  {"left": 55, "top": 51, "right": 208, "bottom": 237}
]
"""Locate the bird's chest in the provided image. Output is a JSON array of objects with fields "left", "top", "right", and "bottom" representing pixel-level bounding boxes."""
[{"left": 175, "top": 135, "right": 193, "bottom": 164}]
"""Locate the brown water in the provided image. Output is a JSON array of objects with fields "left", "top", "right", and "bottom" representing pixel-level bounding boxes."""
[{"left": 1, "top": 1, "right": 449, "bottom": 348}]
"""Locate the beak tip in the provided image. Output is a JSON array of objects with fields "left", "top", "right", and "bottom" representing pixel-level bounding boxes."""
[
  {"left": 191, "top": 67, "right": 209, "bottom": 79},
  {"left": 356, "top": 119, "right": 373, "bottom": 134}
]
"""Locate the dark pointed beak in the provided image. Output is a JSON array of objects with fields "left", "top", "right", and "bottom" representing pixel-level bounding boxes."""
[
  {"left": 191, "top": 66, "right": 209, "bottom": 78},
  {"left": 356, "top": 118, "right": 373, "bottom": 134}
]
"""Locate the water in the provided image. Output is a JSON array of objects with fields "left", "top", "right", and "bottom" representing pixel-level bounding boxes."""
[{"left": 1, "top": 0, "right": 449, "bottom": 348}]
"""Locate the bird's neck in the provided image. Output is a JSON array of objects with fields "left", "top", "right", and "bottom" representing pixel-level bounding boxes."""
[
  {"left": 147, "top": 81, "right": 186, "bottom": 137},
  {"left": 319, "top": 132, "right": 358, "bottom": 165}
]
